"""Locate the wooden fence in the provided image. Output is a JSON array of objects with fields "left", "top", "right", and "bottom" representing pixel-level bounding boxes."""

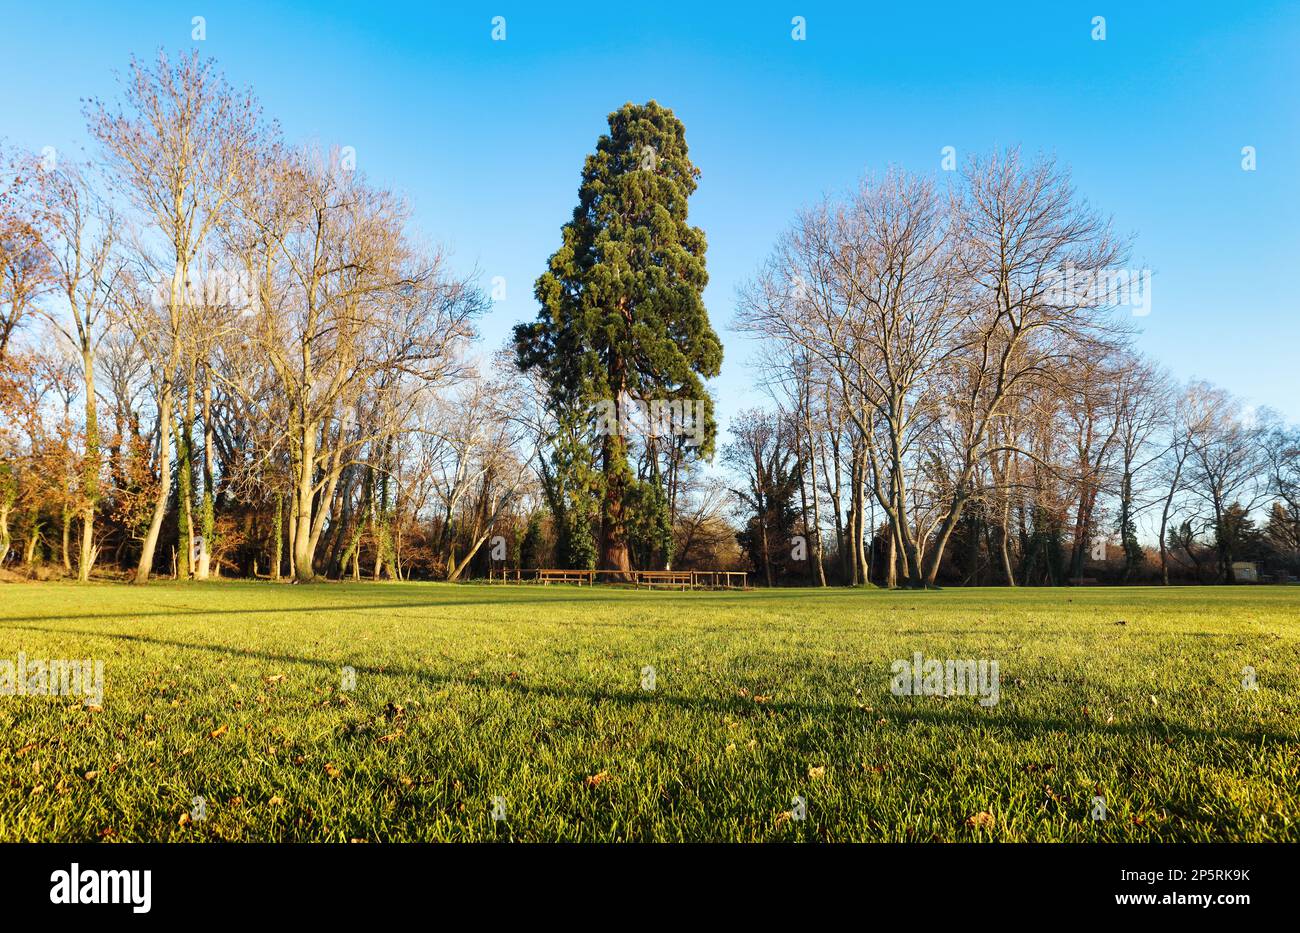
[{"left": 486, "top": 567, "right": 749, "bottom": 590}]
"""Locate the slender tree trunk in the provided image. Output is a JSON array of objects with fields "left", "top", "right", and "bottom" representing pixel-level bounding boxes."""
[
  {"left": 1158, "top": 452, "right": 1186, "bottom": 586},
  {"left": 25, "top": 512, "right": 42, "bottom": 570},
  {"left": 79, "top": 347, "right": 99, "bottom": 582},
  {"left": 287, "top": 471, "right": 299, "bottom": 580},
  {"left": 173, "top": 371, "right": 196, "bottom": 578},
  {"left": 807, "top": 423, "right": 828, "bottom": 586},
  {"left": 854, "top": 455, "right": 869, "bottom": 585},
  {"left": 61, "top": 507, "right": 73, "bottom": 571},
  {"left": 0, "top": 503, "right": 11, "bottom": 568},
  {"left": 196, "top": 367, "right": 214, "bottom": 579},
  {"left": 846, "top": 451, "right": 861, "bottom": 585},
  {"left": 272, "top": 493, "right": 283, "bottom": 580},
  {"left": 998, "top": 521, "right": 1016, "bottom": 586},
  {"left": 135, "top": 375, "right": 174, "bottom": 584},
  {"left": 292, "top": 415, "right": 317, "bottom": 581},
  {"left": 887, "top": 524, "right": 899, "bottom": 589},
  {"left": 795, "top": 418, "right": 811, "bottom": 584},
  {"left": 823, "top": 426, "right": 846, "bottom": 582}
]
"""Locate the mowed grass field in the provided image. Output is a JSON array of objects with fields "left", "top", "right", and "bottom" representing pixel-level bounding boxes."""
[{"left": 0, "top": 581, "right": 1297, "bottom": 842}]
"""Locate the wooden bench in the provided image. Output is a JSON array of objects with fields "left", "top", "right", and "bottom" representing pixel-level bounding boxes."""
[
  {"left": 634, "top": 570, "right": 695, "bottom": 590},
  {"left": 536, "top": 568, "right": 595, "bottom": 586},
  {"left": 689, "top": 570, "right": 749, "bottom": 590}
]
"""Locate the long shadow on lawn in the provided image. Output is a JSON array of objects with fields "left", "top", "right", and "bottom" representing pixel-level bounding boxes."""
[
  {"left": 0, "top": 606, "right": 1265, "bottom": 643},
  {"left": 0, "top": 593, "right": 778, "bottom": 626},
  {"left": 4, "top": 622, "right": 1295, "bottom": 749}
]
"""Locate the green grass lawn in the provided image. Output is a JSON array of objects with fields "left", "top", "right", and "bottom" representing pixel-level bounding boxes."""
[{"left": 0, "top": 581, "right": 1296, "bottom": 842}]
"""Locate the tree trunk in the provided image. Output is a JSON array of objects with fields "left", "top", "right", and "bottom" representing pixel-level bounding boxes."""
[
  {"left": 846, "top": 451, "right": 861, "bottom": 585},
  {"left": 823, "top": 426, "right": 846, "bottom": 582},
  {"left": 1158, "top": 453, "right": 1186, "bottom": 586},
  {"left": 79, "top": 346, "right": 99, "bottom": 582},
  {"left": 807, "top": 423, "right": 828, "bottom": 586},
  {"left": 196, "top": 366, "right": 214, "bottom": 579},
  {"left": 173, "top": 372, "right": 196, "bottom": 579},
  {"left": 287, "top": 473, "right": 298, "bottom": 580},
  {"left": 25, "top": 513, "right": 42, "bottom": 570},
  {"left": 886, "top": 525, "right": 898, "bottom": 589},
  {"left": 0, "top": 504, "right": 11, "bottom": 568},
  {"left": 61, "top": 507, "right": 73, "bottom": 571},
  {"left": 998, "top": 521, "right": 1016, "bottom": 586},
  {"left": 598, "top": 431, "right": 632, "bottom": 579},
  {"left": 292, "top": 415, "right": 317, "bottom": 581},
  {"left": 272, "top": 493, "right": 283, "bottom": 580},
  {"left": 796, "top": 421, "right": 811, "bottom": 584},
  {"left": 134, "top": 376, "right": 174, "bottom": 584},
  {"left": 854, "top": 458, "right": 869, "bottom": 585}
]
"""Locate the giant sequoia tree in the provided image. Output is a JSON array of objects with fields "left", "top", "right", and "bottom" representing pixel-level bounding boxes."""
[{"left": 515, "top": 101, "right": 721, "bottom": 575}]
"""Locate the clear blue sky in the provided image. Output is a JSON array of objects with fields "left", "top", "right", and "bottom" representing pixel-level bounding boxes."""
[{"left": 3, "top": 1, "right": 1297, "bottom": 433}]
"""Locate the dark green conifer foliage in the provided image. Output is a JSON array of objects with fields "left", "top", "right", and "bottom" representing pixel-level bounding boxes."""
[{"left": 515, "top": 101, "right": 721, "bottom": 574}]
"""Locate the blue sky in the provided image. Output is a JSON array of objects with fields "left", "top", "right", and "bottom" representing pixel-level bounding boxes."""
[{"left": 3, "top": 1, "right": 1297, "bottom": 431}]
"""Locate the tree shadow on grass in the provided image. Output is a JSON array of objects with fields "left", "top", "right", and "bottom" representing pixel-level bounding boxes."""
[
  {"left": 0, "top": 601, "right": 1272, "bottom": 644},
  {"left": 3, "top": 622, "right": 1295, "bottom": 750},
  {"left": 0, "top": 592, "right": 784, "bottom": 626}
]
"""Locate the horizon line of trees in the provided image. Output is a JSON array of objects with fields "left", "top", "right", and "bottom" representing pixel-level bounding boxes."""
[
  {"left": 2, "top": 51, "right": 1296, "bottom": 587},
  {"left": 728, "top": 158, "right": 1300, "bottom": 587}
]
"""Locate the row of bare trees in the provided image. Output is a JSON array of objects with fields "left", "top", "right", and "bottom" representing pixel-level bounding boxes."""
[
  {"left": 0, "top": 51, "right": 555, "bottom": 582},
  {"left": 732, "top": 152, "right": 1300, "bottom": 586}
]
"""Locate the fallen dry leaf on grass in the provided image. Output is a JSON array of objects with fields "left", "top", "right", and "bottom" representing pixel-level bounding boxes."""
[
  {"left": 178, "top": 812, "right": 192, "bottom": 827},
  {"left": 585, "top": 770, "right": 612, "bottom": 787},
  {"left": 16, "top": 742, "right": 38, "bottom": 757},
  {"left": 209, "top": 724, "right": 229, "bottom": 739},
  {"left": 966, "top": 811, "right": 995, "bottom": 830},
  {"left": 808, "top": 766, "right": 826, "bottom": 779},
  {"left": 324, "top": 763, "right": 342, "bottom": 779},
  {"left": 83, "top": 770, "right": 99, "bottom": 781}
]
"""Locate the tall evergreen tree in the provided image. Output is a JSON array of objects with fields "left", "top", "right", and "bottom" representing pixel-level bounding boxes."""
[{"left": 515, "top": 101, "right": 721, "bottom": 576}]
